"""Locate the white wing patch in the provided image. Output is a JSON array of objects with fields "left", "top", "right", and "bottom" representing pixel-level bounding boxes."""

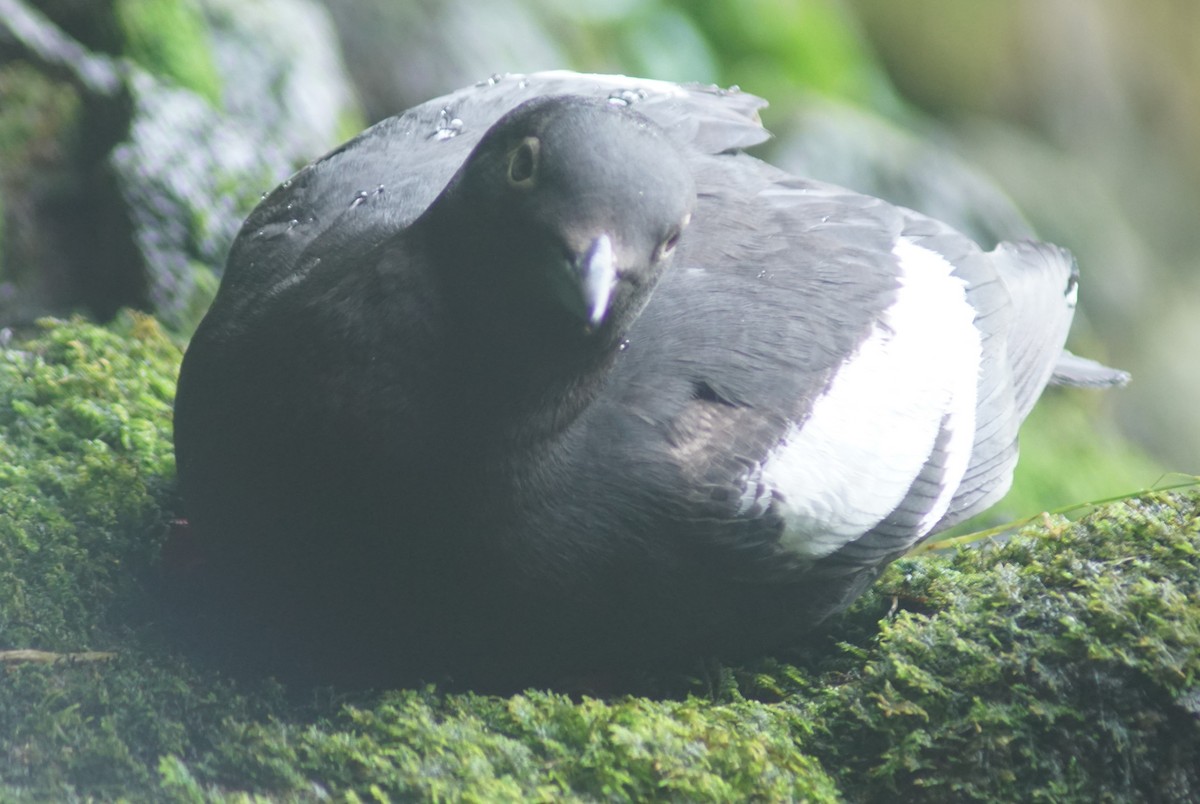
[{"left": 762, "top": 238, "right": 982, "bottom": 559}]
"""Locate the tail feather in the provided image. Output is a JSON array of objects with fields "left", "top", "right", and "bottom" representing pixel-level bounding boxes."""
[{"left": 1051, "top": 349, "right": 1131, "bottom": 388}]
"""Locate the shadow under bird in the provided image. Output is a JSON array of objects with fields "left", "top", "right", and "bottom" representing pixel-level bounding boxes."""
[{"left": 173, "top": 71, "right": 1128, "bottom": 690}]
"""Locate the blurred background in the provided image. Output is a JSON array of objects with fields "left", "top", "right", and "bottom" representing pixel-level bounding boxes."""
[{"left": 2, "top": 0, "right": 1196, "bottom": 518}]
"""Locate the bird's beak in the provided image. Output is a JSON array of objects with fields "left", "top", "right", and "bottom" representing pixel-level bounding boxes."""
[{"left": 579, "top": 233, "right": 617, "bottom": 329}]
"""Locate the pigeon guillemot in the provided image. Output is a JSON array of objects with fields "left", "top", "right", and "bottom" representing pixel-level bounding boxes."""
[{"left": 173, "top": 72, "right": 1127, "bottom": 688}]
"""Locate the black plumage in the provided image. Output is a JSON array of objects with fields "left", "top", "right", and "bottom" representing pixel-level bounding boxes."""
[{"left": 174, "top": 72, "right": 1126, "bottom": 689}]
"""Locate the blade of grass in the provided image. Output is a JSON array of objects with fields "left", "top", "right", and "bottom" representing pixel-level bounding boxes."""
[{"left": 907, "top": 474, "right": 1200, "bottom": 556}]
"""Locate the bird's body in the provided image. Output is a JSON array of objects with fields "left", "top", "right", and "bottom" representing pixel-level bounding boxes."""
[{"left": 174, "top": 72, "right": 1125, "bottom": 689}]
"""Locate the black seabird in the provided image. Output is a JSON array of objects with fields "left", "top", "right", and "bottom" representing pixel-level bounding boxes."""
[{"left": 174, "top": 72, "right": 1127, "bottom": 689}]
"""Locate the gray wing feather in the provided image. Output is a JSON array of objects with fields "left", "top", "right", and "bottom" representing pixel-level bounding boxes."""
[
  {"left": 937, "top": 239, "right": 1080, "bottom": 530},
  {"left": 990, "top": 241, "right": 1079, "bottom": 418}
]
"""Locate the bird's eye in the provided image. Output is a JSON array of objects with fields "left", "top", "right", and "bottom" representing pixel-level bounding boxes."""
[
  {"left": 507, "top": 137, "right": 540, "bottom": 188},
  {"left": 664, "top": 230, "right": 681, "bottom": 253},
  {"left": 655, "top": 213, "right": 690, "bottom": 262}
]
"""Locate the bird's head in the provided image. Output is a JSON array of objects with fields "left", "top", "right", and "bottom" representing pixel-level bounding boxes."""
[{"left": 437, "top": 95, "right": 696, "bottom": 335}]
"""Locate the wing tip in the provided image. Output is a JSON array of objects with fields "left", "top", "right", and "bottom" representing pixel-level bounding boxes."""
[{"left": 993, "top": 239, "right": 1078, "bottom": 294}]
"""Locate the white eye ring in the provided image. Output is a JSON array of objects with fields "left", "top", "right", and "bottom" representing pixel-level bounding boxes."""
[{"left": 507, "top": 137, "right": 540, "bottom": 188}]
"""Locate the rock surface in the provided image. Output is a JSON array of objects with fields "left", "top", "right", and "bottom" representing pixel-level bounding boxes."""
[{"left": 0, "top": 0, "right": 358, "bottom": 329}]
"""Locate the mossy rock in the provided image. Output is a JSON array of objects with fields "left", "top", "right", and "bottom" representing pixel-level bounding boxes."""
[
  {"left": 114, "top": 0, "right": 223, "bottom": 106},
  {"left": 0, "top": 62, "right": 84, "bottom": 318},
  {"left": 0, "top": 315, "right": 1196, "bottom": 801},
  {"left": 0, "top": 0, "right": 359, "bottom": 330},
  {"left": 799, "top": 499, "right": 1200, "bottom": 801}
]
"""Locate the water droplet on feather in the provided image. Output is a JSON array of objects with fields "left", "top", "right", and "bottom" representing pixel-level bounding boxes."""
[{"left": 607, "top": 88, "right": 647, "bottom": 107}]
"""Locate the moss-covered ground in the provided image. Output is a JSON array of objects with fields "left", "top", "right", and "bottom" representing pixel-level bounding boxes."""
[{"left": 1, "top": 315, "right": 1197, "bottom": 801}]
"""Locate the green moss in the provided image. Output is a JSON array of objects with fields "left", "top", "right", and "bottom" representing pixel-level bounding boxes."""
[
  {"left": 1, "top": 315, "right": 1196, "bottom": 801},
  {"left": 796, "top": 493, "right": 1200, "bottom": 801},
  {"left": 202, "top": 690, "right": 840, "bottom": 801},
  {"left": 0, "top": 64, "right": 82, "bottom": 169},
  {"left": 0, "top": 313, "right": 178, "bottom": 647},
  {"left": 0, "top": 63, "right": 83, "bottom": 248},
  {"left": 114, "top": 0, "right": 223, "bottom": 105},
  {"left": 0, "top": 652, "right": 284, "bottom": 800},
  {"left": 0, "top": 64, "right": 84, "bottom": 298},
  {"left": 0, "top": 315, "right": 289, "bottom": 800}
]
